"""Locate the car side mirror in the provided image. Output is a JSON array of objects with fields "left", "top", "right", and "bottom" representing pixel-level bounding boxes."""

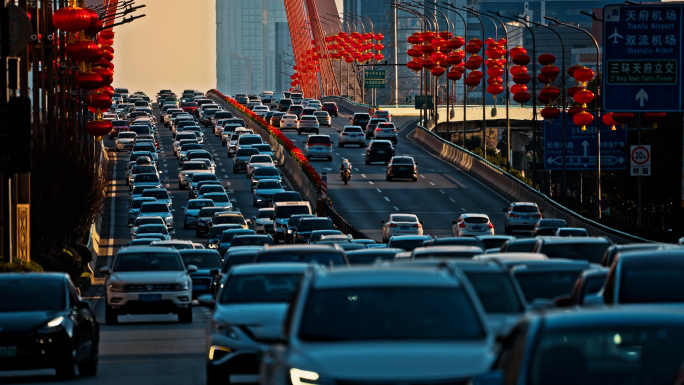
[
  {"left": 583, "top": 293, "right": 605, "bottom": 306},
  {"left": 171, "top": 209, "right": 176, "bottom": 213},
  {"left": 420, "top": 221, "right": 424, "bottom": 225},
  {"left": 187, "top": 264, "right": 198, "bottom": 273},
  {"left": 197, "top": 293, "right": 215, "bottom": 309},
  {"left": 554, "top": 296, "right": 573, "bottom": 308},
  {"left": 99, "top": 266, "right": 111, "bottom": 275}
]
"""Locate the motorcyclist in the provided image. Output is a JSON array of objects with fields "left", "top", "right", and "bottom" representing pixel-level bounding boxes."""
[{"left": 340, "top": 158, "right": 352, "bottom": 180}]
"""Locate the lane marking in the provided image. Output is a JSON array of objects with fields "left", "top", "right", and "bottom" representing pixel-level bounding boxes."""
[
  {"left": 384, "top": 197, "right": 390, "bottom": 202},
  {"left": 420, "top": 175, "right": 425, "bottom": 178},
  {"left": 226, "top": 181, "right": 232, "bottom": 186},
  {"left": 354, "top": 168, "right": 359, "bottom": 171},
  {"left": 393, "top": 206, "right": 399, "bottom": 211},
  {"left": 221, "top": 168, "right": 226, "bottom": 172},
  {"left": 439, "top": 189, "right": 445, "bottom": 194},
  {"left": 429, "top": 182, "right": 435, "bottom": 186},
  {"left": 361, "top": 174, "right": 366, "bottom": 178},
  {"left": 461, "top": 207, "right": 467, "bottom": 211},
  {"left": 376, "top": 188, "right": 382, "bottom": 193},
  {"left": 369, "top": 181, "right": 374, "bottom": 185},
  {"left": 449, "top": 198, "right": 456, "bottom": 203}
]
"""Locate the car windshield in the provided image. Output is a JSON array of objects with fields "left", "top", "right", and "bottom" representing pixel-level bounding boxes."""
[
  {"left": 283, "top": 115, "right": 296, "bottom": 119},
  {"left": 299, "top": 287, "right": 485, "bottom": 341},
  {"left": 176, "top": 134, "right": 196, "bottom": 141},
  {"left": 239, "top": 136, "right": 262, "bottom": 145},
  {"left": 298, "top": 220, "right": 333, "bottom": 231},
  {"left": 464, "top": 217, "right": 489, "bottom": 224},
  {"left": 480, "top": 238, "right": 510, "bottom": 250},
  {"left": 558, "top": 229, "right": 588, "bottom": 236},
  {"left": 220, "top": 273, "right": 303, "bottom": 304},
  {"left": 392, "top": 158, "right": 414, "bottom": 165},
  {"left": 232, "top": 236, "right": 273, "bottom": 247},
  {"left": 0, "top": 278, "right": 66, "bottom": 312},
  {"left": 119, "top": 132, "right": 136, "bottom": 139},
  {"left": 354, "top": 114, "right": 371, "bottom": 120},
  {"left": 307, "top": 137, "right": 330, "bottom": 145},
  {"left": 388, "top": 238, "right": 428, "bottom": 252},
  {"left": 198, "top": 208, "right": 226, "bottom": 217},
  {"left": 113, "top": 252, "right": 183, "bottom": 272},
  {"left": 199, "top": 186, "right": 224, "bottom": 194},
  {"left": 140, "top": 203, "right": 169, "bottom": 213},
  {"left": 134, "top": 218, "right": 163, "bottom": 226},
  {"left": 514, "top": 270, "right": 584, "bottom": 302},
  {"left": 539, "top": 219, "right": 567, "bottom": 228},
  {"left": 273, "top": 192, "right": 302, "bottom": 202},
  {"left": 181, "top": 144, "right": 203, "bottom": 151},
  {"left": 182, "top": 102, "right": 197, "bottom": 107},
  {"left": 258, "top": 251, "right": 345, "bottom": 265},
  {"left": 130, "top": 199, "right": 153, "bottom": 209},
  {"left": 134, "top": 166, "right": 157, "bottom": 174},
  {"left": 215, "top": 216, "right": 245, "bottom": 225},
  {"left": 463, "top": 272, "right": 525, "bottom": 313},
  {"left": 391, "top": 215, "right": 418, "bottom": 223},
  {"left": 138, "top": 225, "right": 168, "bottom": 234},
  {"left": 540, "top": 242, "right": 611, "bottom": 264},
  {"left": 345, "top": 251, "right": 398, "bottom": 265},
  {"left": 620, "top": 259, "right": 684, "bottom": 303},
  {"left": 237, "top": 149, "right": 260, "bottom": 157},
  {"left": 187, "top": 200, "right": 214, "bottom": 209},
  {"left": 505, "top": 240, "right": 537, "bottom": 252},
  {"left": 134, "top": 174, "right": 160, "bottom": 183},
  {"left": 207, "top": 194, "right": 229, "bottom": 202},
  {"left": 142, "top": 190, "right": 169, "bottom": 199},
  {"left": 257, "top": 181, "right": 282, "bottom": 190},
  {"left": 529, "top": 326, "right": 684, "bottom": 385},
  {"left": 371, "top": 142, "right": 393, "bottom": 149},
  {"left": 301, "top": 116, "right": 317, "bottom": 121},
  {"left": 221, "top": 230, "right": 253, "bottom": 242},
  {"left": 512, "top": 205, "right": 539, "bottom": 213},
  {"left": 180, "top": 253, "right": 221, "bottom": 269},
  {"left": 184, "top": 163, "right": 209, "bottom": 171},
  {"left": 251, "top": 155, "right": 271, "bottom": 163},
  {"left": 192, "top": 174, "right": 218, "bottom": 183},
  {"left": 413, "top": 250, "right": 482, "bottom": 260},
  {"left": 344, "top": 127, "right": 363, "bottom": 133},
  {"left": 257, "top": 210, "right": 274, "bottom": 219},
  {"left": 255, "top": 168, "right": 279, "bottom": 177},
  {"left": 276, "top": 206, "right": 309, "bottom": 219}
]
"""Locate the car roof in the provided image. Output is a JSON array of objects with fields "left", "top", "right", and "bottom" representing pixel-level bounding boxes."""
[
  {"left": 615, "top": 248, "right": 684, "bottom": 263},
  {"left": 413, "top": 246, "right": 485, "bottom": 254},
  {"left": 535, "top": 305, "right": 684, "bottom": 330},
  {"left": 346, "top": 248, "right": 404, "bottom": 255},
  {"left": 389, "top": 235, "right": 432, "bottom": 240},
  {"left": 538, "top": 236, "right": 611, "bottom": 245},
  {"left": 0, "top": 272, "right": 67, "bottom": 282},
  {"left": 229, "top": 262, "right": 310, "bottom": 275},
  {"left": 472, "top": 252, "right": 548, "bottom": 263},
  {"left": 311, "top": 265, "right": 464, "bottom": 289}
]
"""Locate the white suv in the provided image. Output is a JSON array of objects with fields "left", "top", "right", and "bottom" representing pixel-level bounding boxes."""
[
  {"left": 304, "top": 135, "right": 333, "bottom": 161},
  {"left": 100, "top": 247, "right": 197, "bottom": 325},
  {"left": 503, "top": 202, "right": 543, "bottom": 234}
]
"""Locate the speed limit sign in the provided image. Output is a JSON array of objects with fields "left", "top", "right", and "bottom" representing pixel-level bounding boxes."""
[{"left": 630, "top": 145, "right": 651, "bottom": 176}]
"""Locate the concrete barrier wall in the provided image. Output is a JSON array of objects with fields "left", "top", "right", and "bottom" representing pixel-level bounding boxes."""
[
  {"left": 207, "top": 91, "right": 319, "bottom": 207},
  {"left": 411, "top": 126, "right": 648, "bottom": 244}
]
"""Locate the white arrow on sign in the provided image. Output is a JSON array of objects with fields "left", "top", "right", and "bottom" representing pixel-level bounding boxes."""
[
  {"left": 582, "top": 140, "right": 589, "bottom": 157},
  {"left": 636, "top": 89, "right": 649, "bottom": 107},
  {"left": 546, "top": 156, "right": 562, "bottom": 165}
]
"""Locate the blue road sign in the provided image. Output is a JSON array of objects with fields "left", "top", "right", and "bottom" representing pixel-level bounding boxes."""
[
  {"left": 543, "top": 113, "right": 628, "bottom": 170},
  {"left": 603, "top": 4, "right": 682, "bottom": 112}
]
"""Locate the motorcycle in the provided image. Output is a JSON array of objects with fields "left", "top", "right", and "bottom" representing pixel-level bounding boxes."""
[{"left": 341, "top": 168, "right": 351, "bottom": 185}]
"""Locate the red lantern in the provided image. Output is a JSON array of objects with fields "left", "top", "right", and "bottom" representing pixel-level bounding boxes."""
[
  {"left": 465, "top": 60, "right": 481, "bottom": 70},
  {"left": 102, "top": 46, "right": 114, "bottom": 53},
  {"left": 510, "top": 84, "right": 527, "bottom": 95},
  {"left": 537, "top": 74, "right": 550, "bottom": 85},
  {"left": 486, "top": 66, "right": 504, "bottom": 77},
  {"left": 464, "top": 76, "right": 481, "bottom": 88},
  {"left": 422, "top": 31, "right": 436, "bottom": 40},
  {"left": 374, "top": 53, "right": 385, "bottom": 61},
  {"left": 431, "top": 37, "right": 446, "bottom": 48},
  {"left": 513, "top": 91, "right": 531, "bottom": 105},
  {"left": 487, "top": 83, "right": 504, "bottom": 95},
  {"left": 421, "top": 59, "right": 435, "bottom": 70},
  {"left": 447, "top": 68, "right": 462, "bottom": 81},
  {"left": 102, "top": 50, "right": 114, "bottom": 61},
  {"left": 573, "top": 111, "right": 594, "bottom": 129},
  {"left": 407, "top": 33, "right": 423, "bottom": 45},
  {"left": 643, "top": 112, "right": 667, "bottom": 128},
  {"left": 537, "top": 53, "right": 556, "bottom": 65},
  {"left": 470, "top": 38, "right": 484, "bottom": 48},
  {"left": 439, "top": 31, "right": 452, "bottom": 40},
  {"left": 75, "top": 71, "right": 104, "bottom": 90},
  {"left": 52, "top": 6, "right": 95, "bottom": 32},
  {"left": 485, "top": 38, "right": 496, "bottom": 46},
  {"left": 498, "top": 38, "right": 507, "bottom": 45},
  {"left": 100, "top": 30, "right": 115, "bottom": 40},
  {"left": 513, "top": 73, "right": 531, "bottom": 84},
  {"left": 447, "top": 36, "right": 465, "bottom": 49},
  {"left": 407, "top": 60, "right": 422, "bottom": 72},
  {"left": 509, "top": 46, "right": 526, "bottom": 58},
  {"left": 374, "top": 44, "right": 384, "bottom": 51},
  {"left": 374, "top": 33, "right": 384, "bottom": 41},
  {"left": 85, "top": 92, "right": 111, "bottom": 110},
  {"left": 567, "top": 86, "right": 584, "bottom": 98},
  {"left": 567, "top": 105, "right": 585, "bottom": 117},
  {"left": 98, "top": 37, "right": 114, "bottom": 46},
  {"left": 602, "top": 112, "right": 618, "bottom": 130},
  {"left": 540, "top": 65, "right": 560, "bottom": 79},
  {"left": 612, "top": 112, "right": 635, "bottom": 124},
  {"left": 431, "top": 67, "right": 446, "bottom": 77},
  {"left": 84, "top": 18, "right": 102, "bottom": 36},
  {"left": 573, "top": 89, "right": 595, "bottom": 105},
  {"left": 431, "top": 52, "right": 447, "bottom": 62},
  {"left": 85, "top": 120, "right": 113, "bottom": 139},
  {"left": 487, "top": 76, "right": 503, "bottom": 85},
  {"left": 448, "top": 52, "right": 464, "bottom": 66},
  {"left": 541, "top": 107, "right": 560, "bottom": 122},
  {"left": 540, "top": 86, "right": 560, "bottom": 101},
  {"left": 407, "top": 48, "right": 423, "bottom": 58},
  {"left": 512, "top": 54, "right": 530, "bottom": 66},
  {"left": 470, "top": 70, "right": 483, "bottom": 79},
  {"left": 537, "top": 94, "right": 550, "bottom": 105},
  {"left": 510, "top": 65, "right": 527, "bottom": 76},
  {"left": 567, "top": 64, "right": 582, "bottom": 77},
  {"left": 573, "top": 66, "right": 595, "bottom": 84},
  {"left": 421, "top": 44, "right": 435, "bottom": 55},
  {"left": 464, "top": 42, "right": 481, "bottom": 54},
  {"left": 65, "top": 40, "right": 100, "bottom": 62}
]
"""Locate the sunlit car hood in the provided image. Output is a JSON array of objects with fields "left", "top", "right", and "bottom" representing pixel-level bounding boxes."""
[
  {"left": 215, "top": 303, "right": 288, "bottom": 340},
  {"left": 109, "top": 271, "right": 188, "bottom": 284}
]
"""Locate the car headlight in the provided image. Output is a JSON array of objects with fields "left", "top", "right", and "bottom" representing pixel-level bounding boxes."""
[
  {"left": 290, "top": 369, "right": 321, "bottom": 385},
  {"left": 208, "top": 243, "right": 218, "bottom": 249},
  {"left": 173, "top": 282, "right": 189, "bottom": 291},
  {"left": 39, "top": 316, "right": 65, "bottom": 333},
  {"left": 109, "top": 283, "right": 127, "bottom": 292},
  {"left": 212, "top": 320, "right": 240, "bottom": 340},
  {"left": 165, "top": 215, "right": 173, "bottom": 221}
]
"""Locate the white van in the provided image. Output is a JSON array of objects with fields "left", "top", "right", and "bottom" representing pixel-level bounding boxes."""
[
  {"left": 260, "top": 91, "right": 274, "bottom": 105},
  {"left": 290, "top": 92, "right": 304, "bottom": 105}
]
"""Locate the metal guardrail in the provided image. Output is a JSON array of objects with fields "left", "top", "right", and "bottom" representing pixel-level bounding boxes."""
[
  {"left": 414, "top": 123, "right": 650, "bottom": 243},
  {"left": 318, "top": 199, "right": 370, "bottom": 239}
]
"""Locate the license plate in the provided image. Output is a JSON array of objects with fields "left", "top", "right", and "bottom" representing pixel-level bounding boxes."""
[
  {"left": 0, "top": 346, "right": 17, "bottom": 358},
  {"left": 193, "top": 284, "right": 208, "bottom": 291},
  {"left": 399, "top": 166, "right": 407, "bottom": 170},
  {"left": 400, "top": 226, "right": 409, "bottom": 230},
  {"left": 378, "top": 150, "right": 385, "bottom": 153},
  {"left": 522, "top": 216, "right": 530, "bottom": 219},
  {"left": 472, "top": 226, "right": 481, "bottom": 231},
  {"left": 139, "top": 294, "right": 161, "bottom": 302}
]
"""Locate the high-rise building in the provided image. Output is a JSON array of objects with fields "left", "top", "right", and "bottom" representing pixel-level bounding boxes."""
[{"left": 216, "top": 0, "right": 293, "bottom": 95}]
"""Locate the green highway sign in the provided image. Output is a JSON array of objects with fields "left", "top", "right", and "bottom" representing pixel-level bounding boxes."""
[
  {"left": 364, "top": 69, "right": 386, "bottom": 89},
  {"left": 415, "top": 95, "right": 433, "bottom": 109}
]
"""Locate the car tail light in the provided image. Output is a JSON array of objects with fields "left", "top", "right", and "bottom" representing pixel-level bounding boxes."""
[
  {"left": 488, "top": 223, "right": 494, "bottom": 228},
  {"left": 375, "top": 128, "right": 382, "bottom": 131},
  {"left": 413, "top": 223, "right": 422, "bottom": 228},
  {"left": 533, "top": 213, "right": 542, "bottom": 218},
  {"left": 509, "top": 212, "right": 519, "bottom": 218},
  {"left": 388, "top": 223, "right": 398, "bottom": 227},
  {"left": 459, "top": 222, "right": 466, "bottom": 228}
]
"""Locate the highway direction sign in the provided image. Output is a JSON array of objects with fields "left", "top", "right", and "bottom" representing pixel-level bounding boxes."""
[
  {"left": 364, "top": 69, "right": 386, "bottom": 89},
  {"left": 630, "top": 145, "right": 652, "bottom": 176},
  {"left": 543, "top": 113, "right": 628, "bottom": 170},
  {"left": 415, "top": 95, "right": 433, "bottom": 109},
  {"left": 603, "top": 4, "right": 682, "bottom": 112}
]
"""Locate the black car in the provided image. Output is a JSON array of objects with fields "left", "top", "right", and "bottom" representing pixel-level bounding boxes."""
[
  {"left": 292, "top": 217, "right": 335, "bottom": 244},
  {"left": 179, "top": 249, "right": 222, "bottom": 298},
  {"left": 286, "top": 105, "right": 304, "bottom": 118},
  {"left": 350, "top": 112, "right": 372, "bottom": 130},
  {"left": 196, "top": 207, "right": 231, "bottom": 237},
  {"left": 233, "top": 148, "right": 261, "bottom": 173},
  {"left": 0, "top": 273, "right": 99, "bottom": 379},
  {"left": 485, "top": 307, "right": 684, "bottom": 385},
  {"left": 277, "top": 98, "right": 293, "bottom": 112},
  {"left": 365, "top": 140, "right": 395, "bottom": 164},
  {"left": 386, "top": 156, "right": 418, "bottom": 181},
  {"left": 270, "top": 112, "right": 286, "bottom": 126},
  {"left": 365, "top": 117, "right": 387, "bottom": 139},
  {"left": 531, "top": 218, "right": 568, "bottom": 236}
]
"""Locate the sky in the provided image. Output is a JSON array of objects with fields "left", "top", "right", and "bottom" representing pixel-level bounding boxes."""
[{"left": 111, "top": 0, "right": 217, "bottom": 97}]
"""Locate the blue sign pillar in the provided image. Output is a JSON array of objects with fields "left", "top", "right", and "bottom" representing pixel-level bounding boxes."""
[
  {"left": 603, "top": 5, "right": 682, "bottom": 112},
  {"left": 543, "top": 113, "right": 628, "bottom": 170}
]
